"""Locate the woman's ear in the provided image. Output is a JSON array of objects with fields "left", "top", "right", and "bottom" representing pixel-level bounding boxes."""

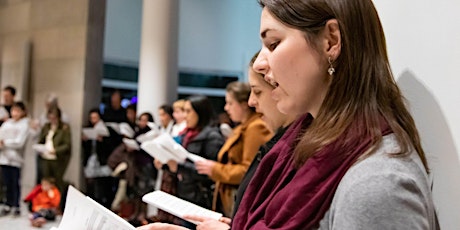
[{"left": 321, "top": 19, "right": 341, "bottom": 60}]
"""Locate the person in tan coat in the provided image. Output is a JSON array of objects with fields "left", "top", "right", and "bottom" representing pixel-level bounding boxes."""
[{"left": 195, "top": 81, "right": 272, "bottom": 217}]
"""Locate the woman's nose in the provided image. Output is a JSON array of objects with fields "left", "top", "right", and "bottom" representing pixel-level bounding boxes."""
[{"left": 253, "top": 52, "right": 268, "bottom": 75}]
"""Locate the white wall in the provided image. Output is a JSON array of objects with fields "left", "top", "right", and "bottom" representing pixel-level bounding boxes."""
[
  {"left": 103, "top": 0, "right": 262, "bottom": 80},
  {"left": 178, "top": 0, "right": 261, "bottom": 79},
  {"left": 374, "top": 1, "right": 460, "bottom": 229},
  {"left": 103, "top": 0, "right": 142, "bottom": 65}
]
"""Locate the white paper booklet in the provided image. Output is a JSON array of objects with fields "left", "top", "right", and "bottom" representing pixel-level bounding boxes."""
[
  {"left": 142, "top": 190, "right": 223, "bottom": 225},
  {"left": 33, "top": 144, "right": 56, "bottom": 160},
  {"left": 136, "top": 129, "right": 160, "bottom": 143},
  {"left": 155, "top": 133, "right": 190, "bottom": 159},
  {"left": 82, "top": 128, "right": 98, "bottom": 140},
  {"left": 122, "top": 138, "right": 140, "bottom": 150},
  {"left": 119, "top": 123, "right": 135, "bottom": 138},
  {"left": 53, "top": 185, "right": 135, "bottom": 230},
  {"left": 83, "top": 121, "right": 110, "bottom": 140},
  {"left": 141, "top": 141, "right": 185, "bottom": 164},
  {"left": 94, "top": 121, "right": 110, "bottom": 137},
  {"left": 140, "top": 133, "right": 207, "bottom": 164},
  {"left": 187, "top": 153, "right": 207, "bottom": 162},
  {"left": 105, "top": 122, "right": 120, "bottom": 134}
]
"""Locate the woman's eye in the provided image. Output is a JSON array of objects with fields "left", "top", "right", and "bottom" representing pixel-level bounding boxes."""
[
  {"left": 254, "top": 91, "right": 261, "bottom": 95},
  {"left": 269, "top": 41, "right": 280, "bottom": 51}
]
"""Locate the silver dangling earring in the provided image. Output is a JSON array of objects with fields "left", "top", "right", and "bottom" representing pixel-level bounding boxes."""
[{"left": 328, "top": 56, "right": 335, "bottom": 76}]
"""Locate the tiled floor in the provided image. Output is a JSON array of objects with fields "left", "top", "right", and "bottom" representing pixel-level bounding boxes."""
[{"left": 0, "top": 204, "right": 60, "bottom": 230}]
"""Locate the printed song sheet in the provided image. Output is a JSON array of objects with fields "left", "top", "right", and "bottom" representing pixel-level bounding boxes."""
[
  {"left": 53, "top": 186, "right": 135, "bottom": 230},
  {"left": 142, "top": 191, "right": 223, "bottom": 225}
]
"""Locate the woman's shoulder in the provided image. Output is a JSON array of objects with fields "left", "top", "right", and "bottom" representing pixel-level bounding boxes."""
[
  {"left": 319, "top": 134, "right": 436, "bottom": 229},
  {"left": 199, "top": 125, "right": 223, "bottom": 139},
  {"left": 344, "top": 134, "right": 429, "bottom": 187},
  {"left": 245, "top": 116, "right": 270, "bottom": 132}
]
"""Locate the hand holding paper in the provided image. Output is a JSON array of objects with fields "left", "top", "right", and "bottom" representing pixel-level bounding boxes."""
[
  {"left": 33, "top": 144, "right": 56, "bottom": 160},
  {"left": 142, "top": 191, "right": 222, "bottom": 225}
]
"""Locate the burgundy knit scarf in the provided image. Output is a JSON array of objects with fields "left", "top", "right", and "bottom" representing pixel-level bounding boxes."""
[
  {"left": 180, "top": 128, "right": 200, "bottom": 149},
  {"left": 232, "top": 113, "right": 391, "bottom": 229}
]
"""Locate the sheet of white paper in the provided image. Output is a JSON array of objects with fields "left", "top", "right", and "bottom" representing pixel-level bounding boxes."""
[
  {"left": 122, "top": 138, "right": 139, "bottom": 151},
  {"left": 136, "top": 129, "right": 159, "bottom": 143},
  {"left": 147, "top": 122, "right": 159, "bottom": 131},
  {"left": 32, "top": 144, "right": 49, "bottom": 153},
  {"left": 142, "top": 191, "right": 222, "bottom": 225},
  {"left": 187, "top": 153, "right": 207, "bottom": 163},
  {"left": 94, "top": 121, "right": 110, "bottom": 137},
  {"left": 154, "top": 133, "right": 189, "bottom": 162},
  {"left": 105, "top": 122, "right": 120, "bottom": 134},
  {"left": 82, "top": 128, "right": 98, "bottom": 140},
  {"left": 57, "top": 186, "right": 135, "bottom": 230},
  {"left": 141, "top": 141, "right": 182, "bottom": 164},
  {"left": 119, "top": 123, "right": 135, "bottom": 138},
  {"left": 33, "top": 144, "right": 56, "bottom": 160}
]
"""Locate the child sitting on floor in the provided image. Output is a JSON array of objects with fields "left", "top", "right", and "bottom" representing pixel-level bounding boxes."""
[{"left": 24, "top": 177, "right": 61, "bottom": 227}]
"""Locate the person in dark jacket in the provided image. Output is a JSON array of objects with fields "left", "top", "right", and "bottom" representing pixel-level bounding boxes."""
[
  {"left": 154, "top": 95, "right": 224, "bottom": 229},
  {"left": 82, "top": 108, "right": 117, "bottom": 209}
]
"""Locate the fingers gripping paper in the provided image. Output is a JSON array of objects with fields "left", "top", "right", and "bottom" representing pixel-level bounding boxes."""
[{"left": 142, "top": 191, "right": 222, "bottom": 225}]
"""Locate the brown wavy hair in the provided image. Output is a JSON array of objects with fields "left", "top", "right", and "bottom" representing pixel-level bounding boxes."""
[
  {"left": 259, "top": 0, "right": 428, "bottom": 171},
  {"left": 226, "top": 81, "right": 256, "bottom": 113}
]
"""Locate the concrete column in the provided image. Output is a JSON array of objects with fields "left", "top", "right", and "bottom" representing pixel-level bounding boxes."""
[{"left": 137, "top": 0, "right": 179, "bottom": 120}]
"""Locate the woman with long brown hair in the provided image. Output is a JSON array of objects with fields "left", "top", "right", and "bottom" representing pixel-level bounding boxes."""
[{"left": 232, "top": 0, "right": 438, "bottom": 229}]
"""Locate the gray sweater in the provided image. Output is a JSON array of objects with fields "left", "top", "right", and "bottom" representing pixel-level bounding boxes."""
[{"left": 318, "top": 134, "right": 439, "bottom": 230}]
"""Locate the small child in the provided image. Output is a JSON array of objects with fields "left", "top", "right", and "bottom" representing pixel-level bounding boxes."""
[{"left": 24, "top": 177, "right": 61, "bottom": 228}]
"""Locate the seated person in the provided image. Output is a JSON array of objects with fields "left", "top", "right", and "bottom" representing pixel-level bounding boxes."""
[{"left": 24, "top": 177, "right": 61, "bottom": 228}]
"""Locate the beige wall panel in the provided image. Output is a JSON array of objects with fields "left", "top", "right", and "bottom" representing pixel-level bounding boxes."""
[
  {"left": 0, "top": 34, "right": 28, "bottom": 63},
  {"left": 31, "top": 58, "right": 86, "bottom": 188},
  {"left": 30, "top": 0, "right": 87, "bottom": 30},
  {"left": 0, "top": 37, "right": 30, "bottom": 101},
  {"left": 32, "top": 26, "right": 87, "bottom": 60},
  {"left": 0, "top": 1, "right": 29, "bottom": 35}
]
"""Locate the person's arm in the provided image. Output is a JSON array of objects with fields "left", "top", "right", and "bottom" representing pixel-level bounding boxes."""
[
  {"left": 3, "top": 121, "right": 29, "bottom": 149},
  {"left": 321, "top": 167, "right": 432, "bottom": 229},
  {"left": 181, "top": 130, "right": 224, "bottom": 172},
  {"left": 210, "top": 121, "right": 271, "bottom": 185}
]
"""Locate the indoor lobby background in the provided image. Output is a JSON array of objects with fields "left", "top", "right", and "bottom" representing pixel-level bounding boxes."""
[{"left": 0, "top": 0, "right": 459, "bottom": 229}]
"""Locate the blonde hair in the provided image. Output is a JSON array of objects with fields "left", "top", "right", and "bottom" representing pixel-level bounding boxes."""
[{"left": 172, "top": 99, "right": 185, "bottom": 111}]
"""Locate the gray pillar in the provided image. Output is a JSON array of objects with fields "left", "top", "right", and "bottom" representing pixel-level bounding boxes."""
[{"left": 137, "top": 0, "right": 179, "bottom": 120}]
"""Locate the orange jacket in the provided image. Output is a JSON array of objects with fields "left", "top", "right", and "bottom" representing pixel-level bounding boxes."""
[
  {"left": 32, "top": 186, "right": 61, "bottom": 212},
  {"left": 210, "top": 113, "right": 272, "bottom": 217}
]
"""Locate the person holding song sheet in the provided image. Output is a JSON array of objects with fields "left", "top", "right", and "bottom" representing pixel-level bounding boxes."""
[
  {"left": 194, "top": 82, "right": 272, "bottom": 218},
  {"left": 0, "top": 102, "right": 28, "bottom": 216},
  {"left": 82, "top": 108, "right": 115, "bottom": 209},
  {"left": 137, "top": 52, "right": 296, "bottom": 230},
  {"left": 127, "top": 112, "right": 158, "bottom": 226},
  {"left": 37, "top": 107, "right": 71, "bottom": 207},
  {"left": 231, "top": 0, "right": 439, "bottom": 229},
  {"left": 153, "top": 96, "right": 225, "bottom": 228}
]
